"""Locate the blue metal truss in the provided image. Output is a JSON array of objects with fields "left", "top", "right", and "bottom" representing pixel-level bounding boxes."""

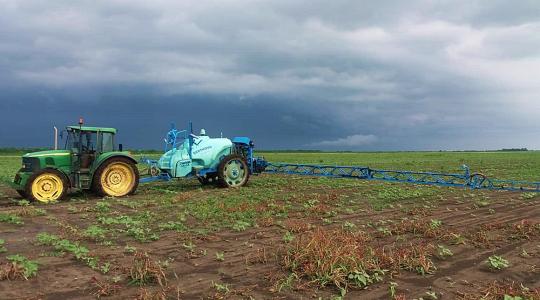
[{"left": 263, "top": 163, "right": 540, "bottom": 192}]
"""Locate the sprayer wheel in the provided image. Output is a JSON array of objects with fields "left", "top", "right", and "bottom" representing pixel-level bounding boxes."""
[{"left": 217, "top": 154, "right": 250, "bottom": 188}]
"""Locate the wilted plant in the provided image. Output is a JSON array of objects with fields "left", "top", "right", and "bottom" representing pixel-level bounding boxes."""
[
  {"left": 90, "top": 276, "right": 121, "bottom": 297},
  {"left": 128, "top": 252, "right": 167, "bottom": 287}
]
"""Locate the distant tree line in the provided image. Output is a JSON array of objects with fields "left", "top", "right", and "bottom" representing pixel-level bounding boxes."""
[
  {"left": 499, "top": 148, "right": 528, "bottom": 152},
  {"left": 0, "top": 147, "right": 48, "bottom": 154}
]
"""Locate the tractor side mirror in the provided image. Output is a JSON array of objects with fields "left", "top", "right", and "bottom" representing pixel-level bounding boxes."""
[{"left": 119, "top": 144, "right": 123, "bottom": 152}]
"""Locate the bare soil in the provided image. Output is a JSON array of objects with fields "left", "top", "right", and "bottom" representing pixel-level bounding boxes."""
[{"left": 0, "top": 182, "right": 539, "bottom": 300}]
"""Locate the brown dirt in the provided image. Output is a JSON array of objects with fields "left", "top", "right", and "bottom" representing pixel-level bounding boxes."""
[{"left": 0, "top": 184, "right": 539, "bottom": 300}]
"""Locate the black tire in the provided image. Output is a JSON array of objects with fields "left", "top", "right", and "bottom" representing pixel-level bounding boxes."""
[
  {"left": 92, "top": 157, "right": 139, "bottom": 197},
  {"left": 217, "top": 154, "right": 250, "bottom": 188},
  {"left": 16, "top": 190, "right": 27, "bottom": 199},
  {"left": 25, "top": 168, "right": 69, "bottom": 202}
]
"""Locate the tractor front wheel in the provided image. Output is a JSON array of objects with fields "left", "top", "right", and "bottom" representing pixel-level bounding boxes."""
[
  {"left": 16, "top": 190, "right": 27, "bottom": 198},
  {"left": 25, "top": 169, "right": 68, "bottom": 203},
  {"left": 217, "top": 154, "right": 249, "bottom": 188},
  {"left": 93, "top": 157, "right": 139, "bottom": 197}
]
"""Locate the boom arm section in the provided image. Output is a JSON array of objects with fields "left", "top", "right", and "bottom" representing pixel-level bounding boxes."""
[{"left": 264, "top": 163, "right": 540, "bottom": 192}]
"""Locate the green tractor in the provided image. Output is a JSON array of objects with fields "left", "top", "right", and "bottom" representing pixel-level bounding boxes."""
[{"left": 12, "top": 122, "right": 139, "bottom": 203}]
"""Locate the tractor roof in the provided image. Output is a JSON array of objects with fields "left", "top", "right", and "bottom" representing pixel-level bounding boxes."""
[{"left": 67, "top": 126, "right": 117, "bottom": 134}]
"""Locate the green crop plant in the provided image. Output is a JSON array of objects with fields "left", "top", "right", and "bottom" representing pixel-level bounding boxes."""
[
  {"left": 0, "top": 239, "right": 6, "bottom": 253},
  {"left": 342, "top": 221, "right": 356, "bottom": 231},
  {"left": 212, "top": 281, "right": 230, "bottom": 293},
  {"left": 36, "top": 233, "right": 104, "bottom": 272},
  {"left": 94, "top": 201, "right": 111, "bottom": 213},
  {"left": 430, "top": 219, "right": 442, "bottom": 229},
  {"left": 377, "top": 226, "right": 392, "bottom": 236},
  {"left": 182, "top": 241, "right": 196, "bottom": 252},
  {"left": 0, "top": 213, "right": 23, "bottom": 225},
  {"left": 97, "top": 213, "right": 159, "bottom": 242},
  {"left": 275, "top": 272, "right": 298, "bottom": 292},
  {"left": 283, "top": 231, "right": 294, "bottom": 243},
  {"left": 126, "top": 226, "right": 159, "bottom": 242},
  {"left": 347, "top": 269, "right": 385, "bottom": 288},
  {"left": 521, "top": 192, "right": 537, "bottom": 200},
  {"left": 100, "top": 262, "right": 111, "bottom": 274},
  {"left": 389, "top": 282, "right": 398, "bottom": 299},
  {"left": 124, "top": 245, "right": 137, "bottom": 254},
  {"left": 503, "top": 296, "right": 523, "bottom": 300},
  {"left": 486, "top": 255, "right": 509, "bottom": 270},
  {"left": 67, "top": 205, "right": 79, "bottom": 214},
  {"left": 215, "top": 252, "right": 224, "bottom": 261},
  {"left": 436, "top": 245, "right": 453, "bottom": 258},
  {"left": 158, "top": 221, "right": 186, "bottom": 232},
  {"left": 4, "top": 254, "right": 39, "bottom": 280},
  {"left": 83, "top": 225, "right": 108, "bottom": 241},
  {"left": 232, "top": 220, "right": 251, "bottom": 231}
]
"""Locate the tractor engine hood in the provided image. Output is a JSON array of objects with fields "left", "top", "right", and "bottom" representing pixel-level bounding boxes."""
[{"left": 23, "top": 150, "right": 71, "bottom": 158}]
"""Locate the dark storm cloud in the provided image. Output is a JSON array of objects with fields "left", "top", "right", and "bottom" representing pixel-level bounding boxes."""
[{"left": 1, "top": 0, "right": 539, "bottom": 150}]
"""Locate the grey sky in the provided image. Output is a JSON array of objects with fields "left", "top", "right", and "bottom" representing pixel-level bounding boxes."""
[{"left": 1, "top": 0, "right": 539, "bottom": 150}]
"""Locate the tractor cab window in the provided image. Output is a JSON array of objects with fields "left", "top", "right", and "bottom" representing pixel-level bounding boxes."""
[
  {"left": 81, "top": 132, "right": 97, "bottom": 153},
  {"left": 65, "top": 130, "right": 97, "bottom": 153},
  {"left": 101, "top": 132, "right": 114, "bottom": 152},
  {"left": 65, "top": 130, "right": 80, "bottom": 152}
]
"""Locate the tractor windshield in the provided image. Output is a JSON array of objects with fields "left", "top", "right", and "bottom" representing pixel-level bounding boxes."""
[
  {"left": 65, "top": 130, "right": 80, "bottom": 151},
  {"left": 65, "top": 130, "right": 97, "bottom": 153}
]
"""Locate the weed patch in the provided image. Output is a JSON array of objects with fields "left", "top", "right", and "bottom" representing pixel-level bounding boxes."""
[
  {"left": 282, "top": 227, "right": 440, "bottom": 292},
  {"left": 457, "top": 280, "right": 540, "bottom": 300},
  {"left": 0, "top": 254, "right": 38, "bottom": 280},
  {"left": 282, "top": 227, "right": 382, "bottom": 291}
]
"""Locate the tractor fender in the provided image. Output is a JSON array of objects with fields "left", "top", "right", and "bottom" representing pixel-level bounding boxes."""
[{"left": 90, "top": 152, "right": 138, "bottom": 175}]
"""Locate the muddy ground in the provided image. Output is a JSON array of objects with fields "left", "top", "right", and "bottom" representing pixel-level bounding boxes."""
[{"left": 0, "top": 176, "right": 539, "bottom": 300}]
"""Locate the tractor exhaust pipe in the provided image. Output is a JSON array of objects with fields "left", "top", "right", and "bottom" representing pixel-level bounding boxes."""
[{"left": 54, "top": 126, "right": 58, "bottom": 150}]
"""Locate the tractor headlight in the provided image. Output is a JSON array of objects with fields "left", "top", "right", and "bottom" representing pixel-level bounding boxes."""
[{"left": 22, "top": 157, "right": 39, "bottom": 172}]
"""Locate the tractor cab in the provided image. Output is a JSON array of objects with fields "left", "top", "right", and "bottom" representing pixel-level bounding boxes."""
[
  {"left": 64, "top": 126, "right": 117, "bottom": 170},
  {"left": 12, "top": 123, "right": 139, "bottom": 203}
]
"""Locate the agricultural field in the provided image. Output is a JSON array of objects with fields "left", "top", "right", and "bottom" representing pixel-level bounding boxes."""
[{"left": 0, "top": 151, "right": 539, "bottom": 299}]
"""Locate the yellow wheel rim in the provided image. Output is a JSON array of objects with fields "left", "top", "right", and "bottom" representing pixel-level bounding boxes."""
[
  {"left": 100, "top": 162, "right": 135, "bottom": 197},
  {"left": 31, "top": 173, "right": 64, "bottom": 203}
]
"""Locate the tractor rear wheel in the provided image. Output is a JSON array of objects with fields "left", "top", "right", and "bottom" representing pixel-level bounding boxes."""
[
  {"left": 93, "top": 157, "right": 139, "bottom": 197},
  {"left": 217, "top": 154, "right": 249, "bottom": 188},
  {"left": 25, "top": 169, "right": 68, "bottom": 203}
]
